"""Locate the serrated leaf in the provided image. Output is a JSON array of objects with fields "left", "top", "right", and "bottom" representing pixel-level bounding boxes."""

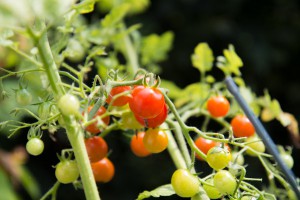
[
  {"left": 217, "top": 44, "right": 243, "bottom": 76},
  {"left": 137, "top": 184, "right": 175, "bottom": 200},
  {"left": 101, "top": 4, "right": 130, "bottom": 27},
  {"left": 191, "top": 43, "right": 214, "bottom": 73}
]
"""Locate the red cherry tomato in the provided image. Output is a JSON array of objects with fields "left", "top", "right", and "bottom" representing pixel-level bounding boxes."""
[
  {"left": 143, "top": 129, "right": 168, "bottom": 153},
  {"left": 231, "top": 115, "right": 255, "bottom": 138},
  {"left": 194, "top": 137, "right": 230, "bottom": 160},
  {"left": 129, "top": 86, "right": 165, "bottom": 119},
  {"left": 130, "top": 132, "right": 151, "bottom": 157},
  {"left": 85, "top": 136, "right": 108, "bottom": 163},
  {"left": 84, "top": 106, "right": 110, "bottom": 134},
  {"left": 91, "top": 157, "right": 115, "bottom": 183},
  {"left": 207, "top": 96, "right": 230, "bottom": 117},
  {"left": 106, "top": 86, "right": 131, "bottom": 107},
  {"left": 134, "top": 104, "right": 168, "bottom": 128}
]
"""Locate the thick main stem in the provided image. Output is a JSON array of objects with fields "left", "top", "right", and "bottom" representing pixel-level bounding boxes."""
[{"left": 34, "top": 20, "right": 100, "bottom": 200}]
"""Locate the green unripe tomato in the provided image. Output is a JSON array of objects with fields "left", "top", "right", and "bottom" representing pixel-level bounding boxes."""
[
  {"left": 231, "top": 151, "right": 244, "bottom": 166},
  {"left": 16, "top": 88, "right": 32, "bottom": 106},
  {"left": 213, "top": 170, "right": 237, "bottom": 195},
  {"left": 241, "top": 196, "right": 257, "bottom": 200},
  {"left": 280, "top": 153, "right": 294, "bottom": 169},
  {"left": 26, "top": 138, "right": 44, "bottom": 156},
  {"left": 55, "top": 160, "right": 79, "bottom": 184},
  {"left": 171, "top": 169, "right": 200, "bottom": 198},
  {"left": 207, "top": 146, "right": 231, "bottom": 170},
  {"left": 203, "top": 178, "right": 222, "bottom": 199},
  {"left": 245, "top": 135, "right": 266, "bottom": 156},
  {"left": 57, "top": 94, "right": 80, "bottom": 116}
]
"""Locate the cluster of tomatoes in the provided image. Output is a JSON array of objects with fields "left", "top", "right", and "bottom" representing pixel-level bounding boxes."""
[
  {"left": 172, "top": 95, "right": 266, "bottom": 199},
  {"left": 82, "top": 82, "right": 168, "bottom": 184}
]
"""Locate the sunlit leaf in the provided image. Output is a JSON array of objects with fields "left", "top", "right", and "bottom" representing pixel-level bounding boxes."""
[
  {"left": 141, "top": 31, "right": 174, "bottom": 66},
  {"left": 137, "top": 184, "right": 175, "bottom": 200},
  {"left": 191, "top": 43, "right": 214, "bottom": 73},
  {"left": 101, "top": 4, "right": 130, "bottom": 27},
  {"left": 217, "top": 44, "right": 243, "bottom": 76},
  {"left": 73, "top": 0, "right": 96, "bottom": 14}
]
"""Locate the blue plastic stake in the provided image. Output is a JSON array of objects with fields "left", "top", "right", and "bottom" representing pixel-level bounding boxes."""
[{"left": 225, "top": 76, "right": 300, "bottom": 199}]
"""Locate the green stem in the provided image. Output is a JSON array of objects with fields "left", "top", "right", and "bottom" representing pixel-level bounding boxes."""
[
  {"left": 121, "top": 23, "right": 139, "bottom": 77},
  {"left": 30, "top": 19, "right": 100, "bottom": 200},
  {"left": 40, "top": 181, "right": 60, "bottom": 200}
]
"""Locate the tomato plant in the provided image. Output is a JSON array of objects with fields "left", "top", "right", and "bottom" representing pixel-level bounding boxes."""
[
  {"left": 134, "top": 103, "right": 168, "bottom": 128},
  {"left": 207, "top": 146, "right": 232, "bottom": 170},
  {"left": 0, "top": 1, "right": 298, "bottom": 200},
  {"left": 130, "top": 131, "right": 151, "bottom": 157},
  {"left": 202, "top": 178, "right": 222, "bottom": 199},
  {"left": 171, "top": 169, "right": 200, "bottom": 198},
  {"left": 91, "top": 157, "right": 115, "bottom": 183},
  {"left": 16, "top": 88, "right": 32, "bottom": 106},
  {"left": 55, "top": 160, "right": 80, "bottom": 184},
  {"left": 85, "top": 136, "right": 108, "bottom": 163},
  {"left": 231, "top": 115, "right": 256, "bottom": 138},
  {"left": 213, "top": 170, "right": 237, "bottom": 195},
  {"left": 143, "top": 128, "right": 168, "bottom": 153},
  {"left": 84, "top": 106, "right": 110, "bottom": 134},
  {"left": 245, "top": 135, "right": 266, "bottom": 156},
  {"left": 106, "top": 86, "right": 131, "bottom": 107},
  {"left": 57, "top": 94, "right": 80, "bottom": 116},
  {"left": 129, "top": 86, "right": 165, "bottom": 119},
  {"left": 26, "top": 137, "right": 44, "bottom": 156},
  {"left": 207, "top": 95, "right": 230, "bottom": 118}
]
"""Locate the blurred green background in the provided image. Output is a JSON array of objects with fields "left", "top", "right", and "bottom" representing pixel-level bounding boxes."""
[{"left": 1, "top": 0, "right": 300, "bottom": 199}]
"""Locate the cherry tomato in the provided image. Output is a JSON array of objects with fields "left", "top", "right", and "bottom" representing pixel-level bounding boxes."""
[
  {"left": 203, "top": 178, "right": 222, "bottom": 199},
  {"left": 26, "top": 138, "right": 44, "bottom": 156},
  {"left": 134, "top": 104, "right": 168, "bottom": 128},
  {"left": 16, "top": 88, "right": 32, "bottom": 106},
  {"left": 84, "top": 106, "right": 110, "bottom": 134},
  {"left": 91, "top": 157, "right": 115, "bottom": 183},
  {"left": 280, "top": 153, "right": 294, "bottom": 169},
  {"left": 207, "top": 146, "right": 231, "bottom": 170},
  {"left": 231, "top": 115, "right": 255, "bottom": 138},
  {"left": 143, "top": 129, "right": 168, "bottom": 153},
  {"left": 213, "top": 170, "right": 237, "bottom": 195},
  {"left": 120, "top": 111, "right": 144, "bottom": 130},
  {"left": 55, "top": 160, "right": 79, "bottom": 184},
  {"left": 231, "top": 151, "right": 245, "bottom": 166},
  {"left": 129, "top": 86, "right": 165, "bottom": 119},
  {"left": 207, "top": 95, "right": 230, "bottom": 118},
  {"left": 130, "top": 132, "right": 151, "bottom": 157},
  {"left": 106, "top": 86, "right": 131, "bottom": 107},
  {"left": 85, "top": 136, "right": 108, "bottom": 162},
  {"left": 245, "top": 135, "right": 265, "bottom": 156},
  {"left": 57, "top": 94, "right": 80, "bottom": 116},
  {"left": 171, "top": 169, "right": 200, "bottom": 198},
  {"left": 194, "top": 137, "right": 230, "bottom": 160}
]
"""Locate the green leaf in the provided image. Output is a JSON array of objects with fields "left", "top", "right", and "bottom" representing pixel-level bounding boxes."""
[
  {"left": 191, "top": 43, "right": 214, "bottom": 73},
  {"left": 137, "top": 184, "right": 175, "bottom": 200},
  {"left": 217, "top": 44, "right": 243, "bottom": 76},
  {"left": 141, "top": 31, "right": 174, "bottom": 66},
  {"left": 101, "top": 4, "right": 130, "bottom": 27},
  {"left": 73, "top": 0, "right": 97, "bottom": 14}
]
